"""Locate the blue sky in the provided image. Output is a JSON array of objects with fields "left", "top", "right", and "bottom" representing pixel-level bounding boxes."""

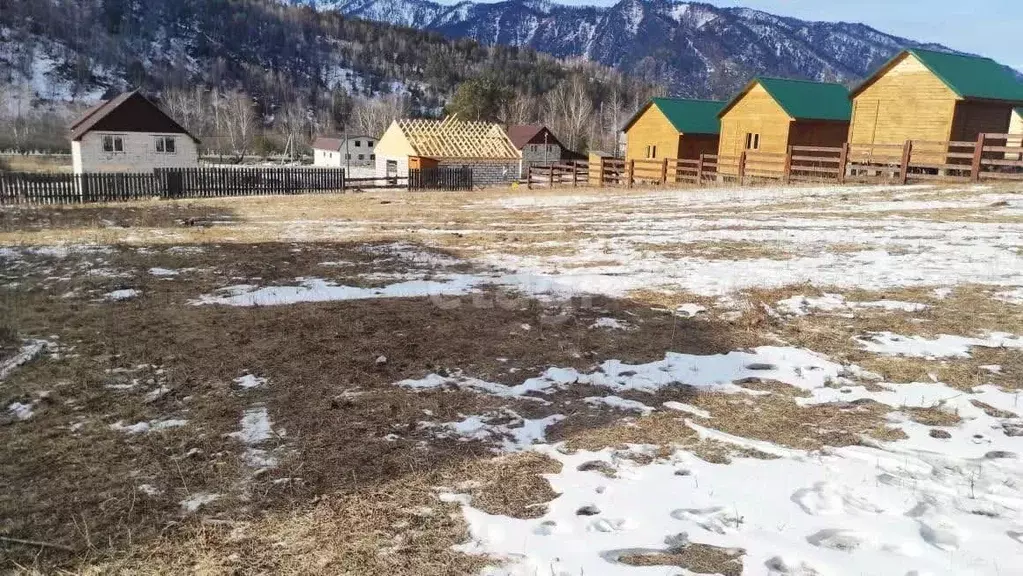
[{"left": 458, "top": 0, "right": 1022, "bottom": 70}]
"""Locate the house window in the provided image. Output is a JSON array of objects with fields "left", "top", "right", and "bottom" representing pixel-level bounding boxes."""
[
  {"left": 155, "top": 136, "right": 176, "bottom": 154},
  {"left": 346, "top": 154, "right": 351, "bottom": 160},
  {"left": 370, "top": 154, "right": 375, "bottom": 160},
  {"left": 368, "top": 141, "right": 373, "bottom": 147},
  {"left": 355, "top": 140, "right": 361, "bottom": 147},
  {"left": 358, "top": 154, "right": 365, "bottom": 160},
  {"left": 103, "top": 135, "right": 124, "bottom": 153},
  {"left": 646, "top": 145, "right": 657, "bottom": 159},
  {"left": 745, "top": 133, "right": 761, "bottom": 150}
]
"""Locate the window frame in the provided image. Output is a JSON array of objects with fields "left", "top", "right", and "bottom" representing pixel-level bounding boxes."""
[
  {"left": 155, "top": 136, "right": 177, "bottom": 154},
  {"left": 102, "top": 135, "right": 125, "bottom": 153},
  {"left": 744, "top": 133, "right": 761, "bottom": 151}
]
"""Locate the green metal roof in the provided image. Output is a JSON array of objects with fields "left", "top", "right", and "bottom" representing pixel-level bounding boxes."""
[
  {"left": 740, "top": 77, "right": 852, "bottom": 122},
  {"left": 623, "top": 98, "right": 725, "bottom": 135},
  {"left": 907, "top": 49, "right": 1023, "bottom": 102},
  {"left": 651, "top": 98, "right": 725, "bottom": 134}
]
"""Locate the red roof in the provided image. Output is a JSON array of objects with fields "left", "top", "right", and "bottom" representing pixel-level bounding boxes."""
[{"left": 506, "top": 125, "right": 564, "bottom": 150}]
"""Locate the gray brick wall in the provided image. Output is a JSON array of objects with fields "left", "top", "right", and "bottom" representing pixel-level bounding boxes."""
[{"left": 438, "top": 160, "right": 519, "bottom": 187}]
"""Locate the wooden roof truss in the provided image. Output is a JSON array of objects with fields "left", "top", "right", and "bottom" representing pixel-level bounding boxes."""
[{"left": 398, "top": 116, "right": 520, "bottom": 160}]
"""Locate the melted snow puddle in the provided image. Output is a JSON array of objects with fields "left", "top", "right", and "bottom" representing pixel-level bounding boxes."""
[{"left": 444, "top": 382, "right": 1023, "bottom": 576}]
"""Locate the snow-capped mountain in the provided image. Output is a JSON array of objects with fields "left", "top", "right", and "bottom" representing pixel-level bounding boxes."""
[{"left": 296, "top": 0, "right": 955, "bottom": 96}]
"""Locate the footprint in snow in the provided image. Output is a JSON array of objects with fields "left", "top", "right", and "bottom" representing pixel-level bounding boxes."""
[
  {"left": 587, "top": 518, "right": 635, "bottom": 533},
  {"left": 806, "top": 528, "right": 867, "bottom": 552},
  {"left": 670, "top": 506, "right": 734, "bottom": 534},
  {"left": 906, "top": 501, "right": 967, "bottom": 551},
  {"left": 792, "top": 481, "right": 885, "bottom": 516},
  {"left": 765, "top": 555, "right": 824, "bottom": 575},
  {"left": 918, "top": 515, "right": 966, "bottom": 551}
]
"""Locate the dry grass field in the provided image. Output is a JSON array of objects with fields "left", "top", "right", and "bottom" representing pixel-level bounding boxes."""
[{"left": 2, "top": 182, "right": 1022, "bottom": 575}]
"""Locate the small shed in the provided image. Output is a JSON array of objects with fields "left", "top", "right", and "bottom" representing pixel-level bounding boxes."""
[
  {"left": 717, "top": 78, "right": 851, "bottom": 172},
  {"left": 69, "top": 90, "right": 199, "bottom": 174},
  {"left": 312, "top": 135, "right": 377, "bottom": 168},
  {"left": 849, "top": 49, "right": 1023, "bottom": 148},
  {"left": 507, "top": 125, "right": 565, "bottom": 177},
  {"left": 623, "top": 98, "right": 724, "bottom": 161},
  {"left": 374, "top": 116, "right": 520, "bottom": 186}
]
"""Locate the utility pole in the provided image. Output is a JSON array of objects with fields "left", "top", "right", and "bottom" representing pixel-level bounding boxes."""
[{"left": 343, "top": 124, "right": 350, "bottom": 174}]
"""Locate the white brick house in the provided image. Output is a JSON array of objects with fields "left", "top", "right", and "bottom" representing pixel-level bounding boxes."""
[
  {"left": 312, "top": 135, "right": 377, "bottom": 168},
  {"left": 70, "top": 90, "right": 199, "bottom": 174}
]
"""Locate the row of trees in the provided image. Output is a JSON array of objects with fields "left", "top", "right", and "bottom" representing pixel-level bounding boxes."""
[{"left": 0, "top": 0, "right": 664, "bottom": 156}]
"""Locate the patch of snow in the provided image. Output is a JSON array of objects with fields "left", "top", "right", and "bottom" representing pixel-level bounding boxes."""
[
  {"left": 191, "top": 276, "right": 481, "bottom": 306},
  {"left": 584, "top": 396, "right": 654, "bottom": 415},
  {"left": 149, "top": 267, "right": 179, "bottom": 277},
  {"left": 675, "top": 303, "right": 707, "bottom": 317},
  {"left": 856, "top": 331, "right": 1023, "bottom": 358},
  {"left": 0, "top": 339, "right": 47, "bottom": 381},
  {"left": 994, "top": 287, "right": 1023, "bottom": 305},
  {"left": 588, "top": 317, "right": 630, "bottom": 330},
  {"left": 398, "top": 347, "right": 849, "bottom": 401},
  {"left": 7, "top": 401, "right": 34, "bottom": 420},
  {"left": 104, "top": 289, "right": 140, "bottom": 301},
  {"left": 143, "top": 386, "right": 171, "bottom": 402},
  {"left": 180, "top": 492, "right": 220, "bottom": 513},
  {"left": 778, "top": 293, "right": 928, "bottom": 316},
  {"left": 138, "top": 484, "right": 162, "bottom": 496},
  {"left": 228, "top": 407, "right": 274, "bottom": 444},
  {"left": 233, "top": 374, "right": 267, "bottom": 390},
  {"left": 427, "top": 410, "right": 565, "bottom": 452},
  {"left": 109, "top": 418, "right": 187, "bottom": 434},
  {"left": 663, "top": 401, "right": 711, "bottom": 419}
]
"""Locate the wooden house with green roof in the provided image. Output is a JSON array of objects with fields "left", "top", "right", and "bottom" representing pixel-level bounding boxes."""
[
  {"left": 716, "top": 77, "right": 851, "bottom": 170},
  {"left": 623, "top": 98, "right": 724, "bottom": 162},
  {"left": 849, "top": 49, "right": 1023, "bottom": 149}
]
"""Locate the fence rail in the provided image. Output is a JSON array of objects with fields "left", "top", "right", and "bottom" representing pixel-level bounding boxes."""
[{"left": 528, "top": 133, "right": 1023, "bottom": 190}]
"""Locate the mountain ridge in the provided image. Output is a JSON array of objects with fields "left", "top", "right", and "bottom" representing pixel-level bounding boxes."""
[{"left": 290, "top": 0, "right": 967, "bottom": 97}]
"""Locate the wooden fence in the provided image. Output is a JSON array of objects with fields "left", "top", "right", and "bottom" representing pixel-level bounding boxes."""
[
  {"left": 408, "top": 167, "right": 473, "bottom": 191},
  {"left": 528, "top": 133, "right": 1023, "bottom": 189},
  {"left": 158, "top": 167, "right": 346, "bottom": 199},
  {"left": 0, "top": 165, "right": 477, "bottom": 205}
]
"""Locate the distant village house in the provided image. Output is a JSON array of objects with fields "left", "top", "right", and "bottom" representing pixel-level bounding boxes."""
[
  {"left": 507, "top": 125, "right": 564, "bottom": 178},
  {"left": 70, "top": 90, "right": 199, "bottom": 174},
  {"left": 312, "top": 135, "right": 377, "bottom": 168},
  {"left": 374, "top": 116, "right": 520, "bottom": 186},
  {"left": 623, "top": 98, "right": 724, "bottom": 162}
]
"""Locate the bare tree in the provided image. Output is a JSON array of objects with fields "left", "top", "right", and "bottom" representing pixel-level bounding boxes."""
[
  {"left": 544, "top": 75, "right": 593, "bottom": 151},
  {"left": 349, "top": 93, "right": 407, "bottom": 137},
  {"left": 275, "top": 101, "right": 310, "bottom": 160},
  {"left": 505, "top": 92, "right": 536, "bottom": 126},
  {"left": 214, "top": 89, "right": 257, "bottom": 160}
]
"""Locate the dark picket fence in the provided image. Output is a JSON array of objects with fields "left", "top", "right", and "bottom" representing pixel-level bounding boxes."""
[
  {"left": 408, "top": 167, "right": 473, "bottom": 191},
  {"left": 1, "top": 165, "right": 481, "bottom": 205},
  {"left": 0, "top": 167, "right": 347, "bottom": 205},
  {"left": 157, "top": 167, "right": 346, "bottom": 198},
  {"left": 0, "top": 172, "right": 164, "bottom": 204}
]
